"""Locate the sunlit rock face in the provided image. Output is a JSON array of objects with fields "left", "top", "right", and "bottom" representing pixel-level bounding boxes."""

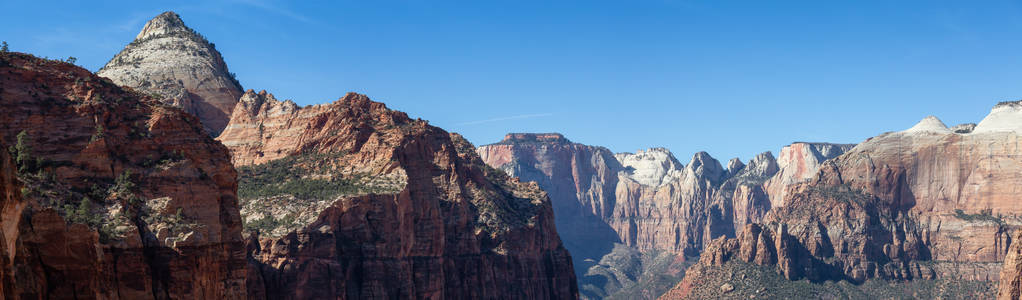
[
  {"left": 98, "top": 11, "right": 243, "bottom": 136},
  {"left": 218, "top": 94, "right": 578, "bottom": 299},
  {"left": 763, "top": 142, "right": 855, "bottom": 207},
  {"left": 975, "top": 101, "right": 1022, "bottom": 133},
  {"left": 665, "top": 103, "right": 1022, "bottom": 299},
  {"left": 478, "top": 134, "right": 849, "bottom": 299},
  {"left": 614, "top": 148, "right": 685, "bottom": 187},
  {"left": 0, "top": 51, "right": 246, "bottom": 299}
]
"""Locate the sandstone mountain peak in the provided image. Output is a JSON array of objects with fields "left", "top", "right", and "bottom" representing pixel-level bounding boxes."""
[
  {"left": 975, "top": 100, "right": 1022, "bottom": 134},
  {"left": 136, "top": 11, "right": 189, "bottom": 40},
  {"left": 685, "top": 151, "right": 724, "bottom": 180},
  {"left": 742, "top": 151, "right": 779, "bottom": 177},
  {"left": 218, "top": 90, "right": 578, "bottom": 298},
  {"left": 98, "top": 11, "right": 243, "bottom": 136},
  {"left": 904, "top": 115, "right": 951, "bottom": 134},
  {"left": 615, "top": 147, "right": 684, "bottom": 186},
  {"left": 727, "top": 157, "right": 746, "bottom": 175},
  {"left": 763, "top": 142, "right": 854, "bottom": 207},
  {"left": 477, "top": 134, "right": 855, "bottom": 298}
]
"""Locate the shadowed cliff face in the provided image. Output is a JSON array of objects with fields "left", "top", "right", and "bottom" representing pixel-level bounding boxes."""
[
  {"left": 0, "top": 52, "right": 246, "bottom": 299},
  {"left": 98, "top": 11, "right": 243, "bottom": 136},
  {"left": 217, "top": 91, "right": 578, "bottom": 299},
  {"left": 478, "top": 135, "right": 852, "bottom": 299},
  {"left": 665, "top": 111, "right": 1022, "bottom": 299},
  {"left": 477, "top": 136, "right": 625, "bottom": 298}
]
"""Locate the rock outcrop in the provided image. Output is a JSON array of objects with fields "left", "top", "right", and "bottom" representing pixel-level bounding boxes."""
[
  {"left": 999, "top": 230, "right": 1022, "bottom": 300},
  {"left": 763, "top": 142, "right": 854, "bottom": 207},
  {"left": 217, "top": 92, "right": 577, "bottom": 299},
  {"left": 614, "top": 148, "right": 685, "bottom": 187},
  {"left": 477, "top": 133, "right": 623, "bottom": 275},
  {"left": 975, "top": 101, "right": 1022, "bottom": 133},
  {"left": 0, "top": 52, "right": 246, "bottom": 298},
  {"left": 666, "top": 109, "right": 1022, "bottom": 299},
  {"left": 98, "top": 11, "right": 243, "bottom": 136},
  {"left": 478, "top": 135, "right": 851, "bottom": 298},
  {"left": 705, "top": 152, "right": 778, "bottom": 242}
]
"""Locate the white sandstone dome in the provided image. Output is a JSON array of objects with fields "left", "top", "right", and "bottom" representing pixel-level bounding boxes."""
[
  {"left": 903, "top": 115, "right": 951, "bottom": 134},
  {"left": 615, "top": 147, "right": 684, "bottom": 187},
  {"left": 974, "top": 101, "right": 1022, "bottom": 134}
]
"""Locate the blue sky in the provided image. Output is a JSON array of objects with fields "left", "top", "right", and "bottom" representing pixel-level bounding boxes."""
[{"left": 3, "top": 0, "right": 1021, "bottom": 163}]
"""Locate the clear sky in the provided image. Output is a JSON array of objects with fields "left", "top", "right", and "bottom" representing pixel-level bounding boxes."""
[{"left": 2, "top": 0, "right": 1021, "bottom": 163}]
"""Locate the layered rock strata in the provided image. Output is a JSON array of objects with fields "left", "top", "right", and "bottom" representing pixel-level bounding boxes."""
[
  {"left": 763, "top": 142, "right": 855, "bottom": 207},
  {"left": 0, "top": 52, "right": 246, "bottom": 299},
  {"left": 478, "top": 134, "right": 852, "bottom": 298},
  {"left": 665, "top": 108, "right": 1022, "bottom": 298},
  {"left": 98, "top": 11, "right": 243, "bottom": 135},
  {"left": 217, "top": 91, "right": 578, "bottom": 299},
  {"left": 1000, "top": 230, "right": 1022, "bottom": 300}
]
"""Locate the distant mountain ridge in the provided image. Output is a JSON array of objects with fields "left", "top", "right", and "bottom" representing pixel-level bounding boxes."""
[
  {"left": 477, "top": 134, "right": 853, "bottom": 299},
  {"left": 664, "top": 105, "right": 1022, "bottom": 299}
]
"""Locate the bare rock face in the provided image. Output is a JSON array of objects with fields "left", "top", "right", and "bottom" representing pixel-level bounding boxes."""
[
  {"left": 666, "top": 108, "right": 1022, "bottom": 299},
  {"left": 614, "top": 151, "right": 726, "bottom": 255},
  {"left": 975, "top": 101, "right": 1022, "bottom": 133},
  {"left": 705, "top": 152, "right": 779, "bottom": 244},
  {"left": 0, "top": 52, "right": 245, "bottom": 299},
  {"left": 216, "top": 90, "right": 302, "bottom": 166},
  {"left": 614, "top": 148, "right": 684, "bottom": 187},
  {"left": 478, "top": 135, "right": 845, "bottom": 298},
  {"left": 217, "top": 93, "right": 577, "bottom": 299},
  {"left": 952, "top": 123, "right": 977, "bottom": 134},
  {"left": 479, "top": 137, "right": 732, "bottom": 256},
  {"left": 98, "top": 11, "right": 243, "bottom": 136},
  {"left": 1000, "top": 229, "right": 1022, "bottom": 300},
  {"left": 763, "top": 142, "right": 854, "bottom": 207},
  {"left": 477, "top": 133, "right": 623, "bottom": 276}
]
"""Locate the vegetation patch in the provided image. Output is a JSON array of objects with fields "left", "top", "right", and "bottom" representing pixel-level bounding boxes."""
[
  {"left": 236, "top": 151, "right": 405, "bottom": 236},
  {"left": 953, "top": 209, "right": 1005, "bottom": 225},
  {"left": 237, "top": 151, "right": 401, "bottom": 200}
]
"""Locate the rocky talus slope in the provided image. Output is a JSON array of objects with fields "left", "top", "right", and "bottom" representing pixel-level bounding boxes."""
[
  {"left": 217, "top": 91, "right": 577, "bottom": 299},
  {"left": 665, "top": 104, "right": 1022, "bottom": 299},
  {"left": 98, "top": 11, "right": 243, "bottom": 135},
  {"left": 477, "top": 135, "right": 852, "bottom": 299},
  {"left": 0, "top": 52, "right": 246, "bottom": 299}
]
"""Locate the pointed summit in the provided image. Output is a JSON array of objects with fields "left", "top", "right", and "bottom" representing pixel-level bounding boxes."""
[
  {"left": 136, "top": 11, "right": 189, "bottom": 40},
  {"left": 98, "top": 11, "right": 242, "bottom": 136},
  {"left": 686, "top": 151, "right": 724, "bottom": 183}
]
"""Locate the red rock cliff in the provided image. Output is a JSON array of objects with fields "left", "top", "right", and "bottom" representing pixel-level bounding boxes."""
[
  {"left": 478, "top": 137, "right": 835, "bottom": 299},
  {"left": 217, "top": 90, "right": 577, "bottom": 299},
  {"left": 0, "top": 52, "right": 246, "bottom": 299},
  {"left": 665, "top": 112, "right": 1022, "bottom": 298}
]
